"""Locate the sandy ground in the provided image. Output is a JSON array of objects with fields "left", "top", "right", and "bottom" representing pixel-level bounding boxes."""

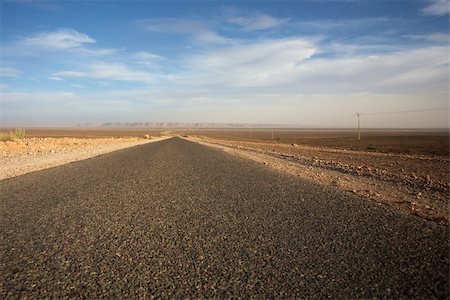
[
  {"left": 0, "top": 136, "right": 170, "bottom": 180},
  {"left": 186, "top": 136, "right": 449, "bottom": 223}
]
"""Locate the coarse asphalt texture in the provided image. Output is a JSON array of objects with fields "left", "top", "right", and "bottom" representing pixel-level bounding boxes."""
[{"left": 0, "top": 137, "right": 448, "bottom": 298}]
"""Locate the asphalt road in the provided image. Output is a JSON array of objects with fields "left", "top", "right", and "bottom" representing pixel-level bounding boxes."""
[{"left": 1, "top": 137, "right": 448, "bottom": 298}]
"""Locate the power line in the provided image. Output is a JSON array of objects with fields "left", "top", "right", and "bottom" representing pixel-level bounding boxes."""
[{"left": 359, "top": 107, "right": 449, "bottom": 116}]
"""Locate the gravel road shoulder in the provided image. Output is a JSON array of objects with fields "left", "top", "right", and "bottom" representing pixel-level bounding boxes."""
[{"left": 0, "top": 136, "right": 170, "bottom": 180}]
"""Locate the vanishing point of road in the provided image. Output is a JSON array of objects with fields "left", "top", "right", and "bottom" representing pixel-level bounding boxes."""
[{"left": 1, "top": 138, "right": 448, "bottom": 298}]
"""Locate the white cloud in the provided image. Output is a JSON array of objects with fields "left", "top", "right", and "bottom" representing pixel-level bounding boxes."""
[
  {"left": 227, "top": 13, "right": 288, "bottom": 30},
  {"left": 292, "top": 17, "right": 391, "bottom": 30},
  {"left": 53, "top": 62, "right": 157, "bottom": 83},
  {"left": 136, "top": 18, "right": 229, "bottom": 44},
  {"left": 53, "top": 71, "right": 85, "bottom": 78},
  {"left": 183, "top": 36, "right": 447, "bottom": 95},
  {"left": 20, "top": 28, "right": 95, "bottom": 50},
  {"left": 0, "top": 83, "right": 8, "bottom": 90},
  {"left": 4, "top": 28, "right": 118, "bottom": 56},
  {"left": 48, "top": 76, "right": 64, "bottom": 81},
  {"left": 291, "top": 46, "right": 448, "bottom": 94},
  {"left": 1, "top": 89, "right": 447, "bottom": 128},
  {"left": 188, "top": 38, "right": 317, "bottom": 86},
  {"left": 403, "top": 33, "right": 449, "bottom": 43},
  {"left": 132, "top": 51, "right": 163, "bottom": 66},
  {"left": 0, "top": 67, "right": 20, "bottom": 77},
  {"left": 422, "top": 0, "right": 450, "bottom": 16},
  {"left": 70, "top": 84, "right": 86, "bottom": 89}
]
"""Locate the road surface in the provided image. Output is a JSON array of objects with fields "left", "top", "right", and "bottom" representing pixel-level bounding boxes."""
[{"left": 1, "top": 137, "right": 448, "bottom": 298}]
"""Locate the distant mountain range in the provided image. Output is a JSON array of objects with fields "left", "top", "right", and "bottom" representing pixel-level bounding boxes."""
[{"left": 76, "top": 122, "right": 300, "bottom": 129}]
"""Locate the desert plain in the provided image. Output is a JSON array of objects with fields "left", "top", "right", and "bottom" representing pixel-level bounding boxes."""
[{"left": 1, "top": 128, "right": 448, "bottom": 223}]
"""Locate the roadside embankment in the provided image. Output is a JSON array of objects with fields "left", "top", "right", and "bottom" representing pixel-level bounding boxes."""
[{"left": 0, "top": 136, "right": 170, "bottom": 180}]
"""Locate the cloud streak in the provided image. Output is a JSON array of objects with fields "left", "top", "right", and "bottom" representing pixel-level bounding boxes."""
[
  {"left": 225, "top": 9, "right": 288, "bottom": 30},
  {"left": 0, "top": 67, "right": 20, "bottom": 77},
  {"left": 53, "top": 62, "right": 157, "bottom": 83},
  {"left": 136, "top": 18, "right": 229, "bottom": 44},
  {"left": 422, "top": 0, "right": 450, "bottom": 16},
  {"left": 3, "top": 28, "right": 118, "bottom": 56},
  {"left": 187, "top": 38, "right": 317, "bottom": 86},
  {"left": 20, "top": 28, "right": 95, "bottom": 50}
]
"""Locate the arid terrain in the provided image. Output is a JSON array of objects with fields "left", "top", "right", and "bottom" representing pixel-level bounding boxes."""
[
  {"left": 1, "top": 128, "right": 448, "bottom": 223},
  {"left": 0, "top": 130, "right": 168, "bottom": 180},
  {"left": 179, "top": 129, "right": 449, "bottom": 223}
]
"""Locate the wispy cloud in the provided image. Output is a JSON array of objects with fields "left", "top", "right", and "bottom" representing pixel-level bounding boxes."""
[
  {"left": 136, "top": 18, "right": 229, "bottom": 44},
  {"left": 187, "top": 38, "right": 317, "bottom": 86},
  {"left": 0, "top": 67, "right": 20, "bottom": 77},
  {"left": 20, "top": 28, "right": 95, "bottom": 49},
  {"left": 0, "top": 84, "right": 9, "bottom": 90},
  {"left": 71, "top": 84, "right": 87, "bottom": 89},
  {"left": 224, "top": 8, "right": 288, "bottom": 30},
  {"left": 48, "top": 76, "right": 64, "bottom": 81},
  {"left": 53, "top": 62, "right": 157, "bottom": 83},
  {"left": 422, "top": 0, "right": 450, "bottom": 16},
  {"left": 292, "top": 17, "right": 392, "bottom": 31},
  {"left": 181, "top": 36, "right": 448, "bottom": 96},
  {"left": 4, "top": 28, "right": 118, "bottom": 56},
  {"left": 292, "top": 46, "right": 448, "bottom": 94},
  {"left": 132, "top": 51, "right": 164, "bottom": 66},
  {"left": 403, "top": 32, "right": 449, "bottom": 43}
]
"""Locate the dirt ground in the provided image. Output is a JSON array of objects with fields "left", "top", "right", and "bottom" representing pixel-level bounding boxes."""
[
  {"left": 181, "top": 129, "right": 449, "bottom": 156},
  {"left": 0, "top": 135, "right": 167, "bottom": 180},
  {"left": 184, "top": 131, "right": 449, "bottom": 224},
  {"left": 4, "top": 128, "right": 164, "bottom": 138}
]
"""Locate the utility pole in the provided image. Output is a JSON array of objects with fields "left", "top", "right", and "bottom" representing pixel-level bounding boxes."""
[{"left": 356, "top": 112, "right": 361, "bottom": 140}]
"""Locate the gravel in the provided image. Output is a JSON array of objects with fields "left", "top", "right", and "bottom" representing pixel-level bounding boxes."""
[{"left": 0, "top": 137, "right": 168, "bottom": 180}]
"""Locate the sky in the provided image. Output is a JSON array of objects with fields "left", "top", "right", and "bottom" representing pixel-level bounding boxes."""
[{"left": 0, "top": 0, "right": 449, "bottom": 128}]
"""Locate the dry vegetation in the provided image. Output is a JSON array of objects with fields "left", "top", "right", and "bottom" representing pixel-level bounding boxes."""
[{"left": 0, "top": 129, "right": 26, "bottom": 142}]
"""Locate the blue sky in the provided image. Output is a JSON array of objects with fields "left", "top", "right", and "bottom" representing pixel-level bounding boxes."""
[{"left": 0, "top": 0, "right": 448, "bottom": 127}]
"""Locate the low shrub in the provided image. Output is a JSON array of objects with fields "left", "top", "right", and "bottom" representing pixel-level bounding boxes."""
[
  {"left": 0, "top": 132, "right": 13, "bottom": 142},
  {"left": 367, "top": 144, "right": 377, "bottom": 150},
  {"left": 0, "top": 129, "right": 26, "bottom": 142},
  {"left": 12, "top": 128, "right": 26, "bottom": 140}
]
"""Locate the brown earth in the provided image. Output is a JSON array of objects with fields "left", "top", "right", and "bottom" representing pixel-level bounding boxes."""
[{"left": 181, "top": 129, "right": 449, "bottom": 156}]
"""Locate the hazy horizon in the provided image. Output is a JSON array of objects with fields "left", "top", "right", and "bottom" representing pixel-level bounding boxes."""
[{"left": 1, "top": 0, "right": 449, "bottom": 128}]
